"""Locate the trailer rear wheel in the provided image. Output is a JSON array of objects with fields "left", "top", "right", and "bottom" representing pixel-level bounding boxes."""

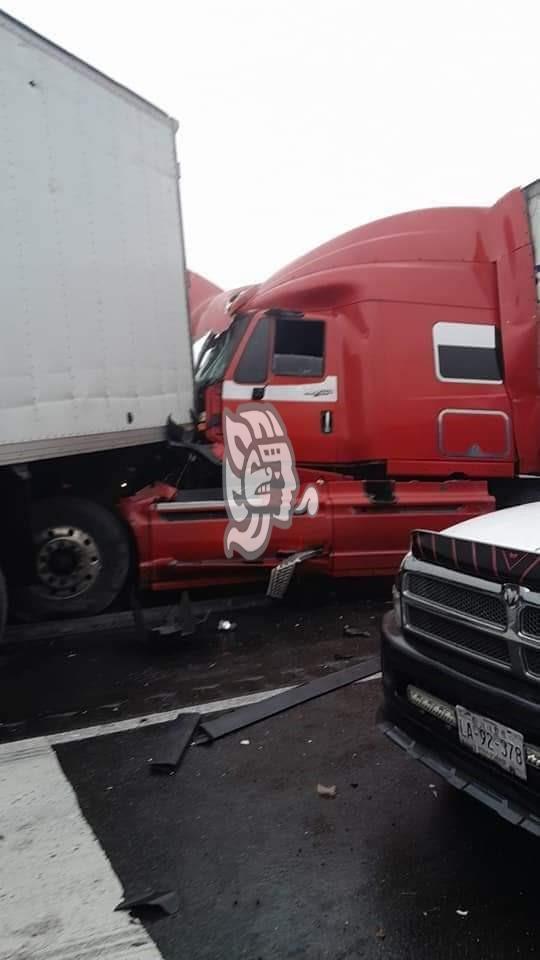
[{"left": 15, "top": 497, "right": 131, "bottom": 621}]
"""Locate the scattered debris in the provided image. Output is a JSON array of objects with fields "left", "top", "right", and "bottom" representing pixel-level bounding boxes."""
[
  {"left": 151, "top": 591, "right": 196, "bottom": 639},
  {"left": 199, "top": 657, "right": 380, "bottom": 742},
  {"left": 350, "top": 783, "right": 359, "bottom": 789},
  {"left": 456, "top": 909, "right": 469, "bottom": 918},
  {"left": 343, "top": 625, "right": 371, "bottom": 638},
  {"left": 240, "top": 739, "right": 250, "bottom": 746},
  {"left": 45, "top": 710, "right": 79, "bottom": 721},
  {"left": 375, "top": 927, "right": 386, "bottom": 940},
  {"left": 115, "top": 889, "right": 179, "bottom": 917},
  {"left": 218, "top": 619, "right": 237, "bottom": 632},
  {"left": 317, "top": 783, "right": 337, "bottom": 798},
  {"left": 429, "top": 783, "right": 439, "bottom": 798},
  {"left": 150, "top": 713, "right": 200, "bottom": 774}
]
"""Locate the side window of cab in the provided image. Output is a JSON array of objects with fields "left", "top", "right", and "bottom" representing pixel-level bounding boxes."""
[
  {"left": 233, "top": 312, "right": 326, "bottom": 384},
  {"left": 272, "top": 316, "right": 325, "bottom": 377}
]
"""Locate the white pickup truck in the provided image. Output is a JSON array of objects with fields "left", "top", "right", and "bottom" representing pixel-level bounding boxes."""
[{"left": 381, "top": 502, "right": 540, "bottom": 835}]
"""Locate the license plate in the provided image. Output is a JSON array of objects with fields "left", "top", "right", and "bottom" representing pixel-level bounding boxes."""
[{"left": 456, "top": 706, "right": 527, "bottom": 781}]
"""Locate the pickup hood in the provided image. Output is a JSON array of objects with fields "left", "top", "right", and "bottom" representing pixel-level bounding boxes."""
[{"left": 444, "top": 502, "right": 540, "bottom": 553}]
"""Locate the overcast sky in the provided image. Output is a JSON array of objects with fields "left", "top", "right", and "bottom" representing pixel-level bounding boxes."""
[{"left": 4, "top": 0, "right": 538, "bottom": 289}]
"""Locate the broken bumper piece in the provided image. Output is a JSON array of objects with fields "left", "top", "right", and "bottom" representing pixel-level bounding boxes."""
[
  {"left": 200, "top": 656, "right": 380, "bottom": 741},
  {"left": 380, "top": 718, "right": 540, "bottom": 836}
]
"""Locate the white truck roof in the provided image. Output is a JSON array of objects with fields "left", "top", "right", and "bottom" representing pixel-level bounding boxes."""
[
  {"left": 444, "top": 501, "right": 540, "bottom": 553},
  {"left": 0, "top": 11, "right": 193, "bottom": 464}
]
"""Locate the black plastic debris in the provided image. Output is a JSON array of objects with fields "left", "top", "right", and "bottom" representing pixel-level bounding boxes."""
[
  {"left": 150, "top": 713, "right": 200, "bottom": 774},
  {"left": 199, "top": 656, "right": 380, "bottom": 742},
  {"left": 115, "top": 889, "right": 179, "bottom": 917},
  {"left": 152, "top": 591, "right": 197, "bottom": 638},
  {"left": 334, "top": 652, "right": 355, "bottom": 661},
  {"left": 343, "top": 625, "right": 371, "bottom": 638}
]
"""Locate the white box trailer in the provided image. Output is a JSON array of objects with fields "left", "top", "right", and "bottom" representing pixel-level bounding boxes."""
[
  {"left": 0, "top": 12, "right": 195, "bottom": 631},
  {"left": 0, "top": 10, "right": 193, "bottom": 465}
]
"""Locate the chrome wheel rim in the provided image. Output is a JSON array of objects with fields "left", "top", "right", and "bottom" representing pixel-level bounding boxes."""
[{"left": 35, "top": 525, "right": 101, "bottom": 599}]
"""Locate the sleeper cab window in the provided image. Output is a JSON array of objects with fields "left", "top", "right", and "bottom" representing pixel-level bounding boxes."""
[
  {"left": 272, "top": 317, "right": 325, "bottom": 377},
  {"left": 433, "top": 322, "right": 502, "bottom": 383}
]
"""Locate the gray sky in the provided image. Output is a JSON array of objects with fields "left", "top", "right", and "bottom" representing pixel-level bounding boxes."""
[{"left": 4, "top": 0, "right": 538, "bottom": 289}]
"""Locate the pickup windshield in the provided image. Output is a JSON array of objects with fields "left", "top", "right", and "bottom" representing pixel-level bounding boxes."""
[{"left": 195, "top": 313, "right": 250, "bottom": 387}]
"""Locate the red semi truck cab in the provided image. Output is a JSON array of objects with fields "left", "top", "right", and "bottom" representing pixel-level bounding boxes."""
[
  {"left": 195, "top": 181, "right": 540, "bottom": 486},
  {"left": 38, "top": 179, "right": 540, "bottom": 618}
]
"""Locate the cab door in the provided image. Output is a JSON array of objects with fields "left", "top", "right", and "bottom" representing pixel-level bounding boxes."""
[{"left": 225, "top": 311, "right": 339, "bottom": 465}]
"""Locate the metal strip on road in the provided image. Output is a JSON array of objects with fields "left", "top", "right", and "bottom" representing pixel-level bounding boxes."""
[
  {"left": 0, "top": 671, "right": 381, "bottom": 957},
  {"left": 150, "top": 712, "right": 201, "bottom": 774},
  {"left": 0, "top": 738, "right": 163, "bottom": 960},
  {"left": 46, "top": 686, "right": 294, "bottom": 747},
  {"left": 199, "top": 657, "right": 381, "bottom": 741},
  {"left": 1, "top": 672, "right": 382, "bottom": 752}
]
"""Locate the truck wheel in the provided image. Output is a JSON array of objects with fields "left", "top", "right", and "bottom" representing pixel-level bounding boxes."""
[
  {"left": 15, "top": 497, "right": 131, "bottom": 621},
  {"left": 0, "top": 567, "right": 7, "bottom": 644}
]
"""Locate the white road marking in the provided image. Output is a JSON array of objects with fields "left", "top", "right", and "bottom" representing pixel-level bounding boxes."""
[
  {"left": 0, "top": 669, "right": 380, "bottom": 957},
  {"left": 0, "top": 738, "right": 163, "bottom": 960},
  {"left": 47, "top": 685, "right": 294, "bottom": 747},
  {"left": 4, "top": 671, "right": 382, "bottom": 752},
  {"left": 358, "top": 671, "right": 382, "bottom": 682},
  {"left": 47, "top": 670, "right": 380, "bottom": 747}
]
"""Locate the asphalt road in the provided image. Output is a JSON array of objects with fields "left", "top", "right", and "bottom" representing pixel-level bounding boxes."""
[
  {"left": 2, "top": 583, "right": 540, "bottom": 959},
  {"left": 0, "top": 582, "right": 385, "bottom": 742}
]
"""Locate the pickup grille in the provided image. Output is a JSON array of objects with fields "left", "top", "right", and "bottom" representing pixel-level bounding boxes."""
[
  {"left": 524, "top": 648, "right": 540, "bottom": 676},
  {"left": 406, "top": 573, "right": 506, "bottom": 628},
  {"left": 406, "top": 605, "right": 511, "bottom": 666},
  {"left": 522, "top": 605, "right": 540, "bottom": 640}
]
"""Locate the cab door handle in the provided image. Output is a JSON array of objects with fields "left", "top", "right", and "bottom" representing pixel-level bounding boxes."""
[{"left": 321, "top": 410, "right": 333, "bottom": 433}]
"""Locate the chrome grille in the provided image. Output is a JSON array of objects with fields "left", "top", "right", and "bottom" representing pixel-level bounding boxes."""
[
  {"left": 406, "top": 573, "right": 506, "bottom": 628},
  {"left": 522, "top": 605, "right": 540, "bottom": 640},
  {"left": 406, "top": 605, "right": 511, "bottom": 666}
]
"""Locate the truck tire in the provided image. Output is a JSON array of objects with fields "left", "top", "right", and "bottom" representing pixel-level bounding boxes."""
[
  {"left": 0, "top": 567, "right": 7, "bottom": 644},
  {"left": 15, "top": 497, "right": 131, "bottom": 621}
]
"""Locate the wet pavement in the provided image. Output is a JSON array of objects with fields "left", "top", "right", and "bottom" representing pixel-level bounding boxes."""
[
  {"left": 2, "top": 581, "right": 540, "bottom": 958},
  {"left": 0, "top": 582, "right": 386, "bottom": 742}
]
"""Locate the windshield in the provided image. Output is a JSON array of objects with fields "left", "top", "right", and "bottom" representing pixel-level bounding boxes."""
[
  {"left": 192, "top": 332, "right": 213, "bottom": 371},
  {"left": 194, "top": 313, "right": 250, "bottom": 387}
]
